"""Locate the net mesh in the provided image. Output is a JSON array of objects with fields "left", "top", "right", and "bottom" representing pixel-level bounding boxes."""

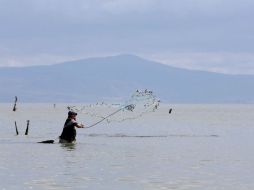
[{"left": 67, "top": 89, "right": 160, "bottom": 125}]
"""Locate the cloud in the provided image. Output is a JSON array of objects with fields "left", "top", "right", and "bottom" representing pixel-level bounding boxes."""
[
  {"left": 0, "top": 0, "right": 254, "bottom": 74},
  {"left": 148, "top": 52, "right": 254, "bottom": 75}
]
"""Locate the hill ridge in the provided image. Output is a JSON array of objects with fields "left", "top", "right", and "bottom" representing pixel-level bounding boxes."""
[{"left": 0, "top": 54, "right": 253, "bottom": 103}]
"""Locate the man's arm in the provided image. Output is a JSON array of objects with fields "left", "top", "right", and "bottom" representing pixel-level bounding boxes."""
[{"left": 75, "top": 123, "right": 84, "bottom": 128}]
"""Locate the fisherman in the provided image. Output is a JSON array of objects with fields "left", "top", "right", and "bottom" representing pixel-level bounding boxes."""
[{"left": 59, "top": 111, "right": 84, "bottom": 143}]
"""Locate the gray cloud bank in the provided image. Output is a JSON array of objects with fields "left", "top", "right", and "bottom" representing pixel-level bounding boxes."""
[{"left": 0, "top": 0, "right": 254, "bottom": 74}]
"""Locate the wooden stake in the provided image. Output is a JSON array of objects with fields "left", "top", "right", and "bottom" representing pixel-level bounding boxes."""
[
  {"left": 25, "top": 120, "right": 30, "bottom": 135},
  {"left": 12, "top": 96, "right": 18, "bottom": 112},
  {"left": 15, "top": 121, "right": 19, "bottom": 135}
]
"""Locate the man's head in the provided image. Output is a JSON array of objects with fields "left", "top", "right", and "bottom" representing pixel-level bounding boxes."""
[{"left": 68, "top": 111, "right": 77, "bottom": 118}]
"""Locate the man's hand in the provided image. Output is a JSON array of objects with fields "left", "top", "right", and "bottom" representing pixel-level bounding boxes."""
[{"left": 76, "top": 123, "right": 85, "bottom": 128}]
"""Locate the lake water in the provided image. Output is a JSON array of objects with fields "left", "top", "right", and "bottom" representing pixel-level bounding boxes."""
[{"left": 0, "top": 104, "right": 254, "bottom": 190}]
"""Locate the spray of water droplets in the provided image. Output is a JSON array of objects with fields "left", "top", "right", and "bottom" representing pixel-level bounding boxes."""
[{"left": 67, "top": 90, "right": 160, "bottom": 125}]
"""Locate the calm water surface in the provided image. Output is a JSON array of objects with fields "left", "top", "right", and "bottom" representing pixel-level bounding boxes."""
[{"left": 0, "top": 104, "right": 254, "bottom": 190}]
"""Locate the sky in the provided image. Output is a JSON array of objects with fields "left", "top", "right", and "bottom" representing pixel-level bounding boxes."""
[{"left": 0, "top": 0, "right": 254, "bottom": 74}]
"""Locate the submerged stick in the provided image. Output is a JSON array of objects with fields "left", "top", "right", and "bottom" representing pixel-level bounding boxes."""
[
  {"left": 15, "top": 121, "right": 19, "bottom": 135},
  {"left": 25, "top": 120, "right": 30, "bottom": 135},
  {"left": 38, "top": 140, "right": 55, "bottom": 144},
  {"left": 12, "top": 96, "right": 18, "bottom": 112}
]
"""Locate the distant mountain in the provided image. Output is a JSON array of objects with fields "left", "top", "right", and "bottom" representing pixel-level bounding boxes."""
[{"left": 0, "top": 54, "right": 254, "bottom": 103}]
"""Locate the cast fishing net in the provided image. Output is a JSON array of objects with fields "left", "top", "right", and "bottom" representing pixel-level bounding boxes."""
[{"left": 67, "top": 89, "right": 160, "bottom": 128}]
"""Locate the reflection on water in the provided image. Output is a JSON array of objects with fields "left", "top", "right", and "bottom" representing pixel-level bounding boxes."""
[{"left": 60, "top": 142, "right": 76, "bottom": 151}]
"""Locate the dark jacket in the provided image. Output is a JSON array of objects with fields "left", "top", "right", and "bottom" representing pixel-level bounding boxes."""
[{"left": 59, "top": 118, "right": 78, "bottom": 142}]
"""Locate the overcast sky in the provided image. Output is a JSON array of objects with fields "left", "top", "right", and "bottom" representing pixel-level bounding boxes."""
[{"left": 0, "top": 0, "right": 254, "bottom": 74}]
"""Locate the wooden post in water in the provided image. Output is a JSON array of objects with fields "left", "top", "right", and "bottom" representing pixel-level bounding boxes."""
[
  {"left": 25, "top": 120, "right": 30, "bottom": 135},
  {"left": 12, "top": 96, "right": 18, "bottom": 112},
  {"left": 15, "top": 121, "right": 19, "bottom": 135}
]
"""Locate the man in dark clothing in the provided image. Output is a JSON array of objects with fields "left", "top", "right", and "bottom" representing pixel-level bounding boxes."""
[{"left": 59, "top": 111, "right": 84, "bottom": 143}]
